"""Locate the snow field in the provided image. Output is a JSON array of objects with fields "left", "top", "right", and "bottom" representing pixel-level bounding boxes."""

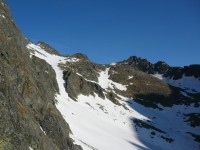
[{"left": 27, "top": 43, "right": 200, "bottom": 150}]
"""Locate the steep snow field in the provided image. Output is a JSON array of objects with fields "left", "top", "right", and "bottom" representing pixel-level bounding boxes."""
[
  {"left": 153, "top": 74, "right": 200, "bottom": 93},
  {"left": 27, "top": 43, "right": 200, "bottom": 150}
]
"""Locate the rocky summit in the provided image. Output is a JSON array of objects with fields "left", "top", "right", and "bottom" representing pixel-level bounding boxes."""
[{"left": 0, "top": 1, "right": 200, "bottom": 150}]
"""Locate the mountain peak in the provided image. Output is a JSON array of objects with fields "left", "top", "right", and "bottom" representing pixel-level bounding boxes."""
[
  {"left": 37, "top": 41, "right": 60, "bottom": 55},
  {"left": 71, "top": 53, "right": 89, "bottom": 61}
]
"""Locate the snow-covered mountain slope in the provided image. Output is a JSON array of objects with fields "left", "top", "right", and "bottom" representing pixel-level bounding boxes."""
[
  {"left": 27, "top": 43, "right": 200, "bottom": 150},
  {"left": 153, "top": 74, "right": 200, "bottom": 93}
]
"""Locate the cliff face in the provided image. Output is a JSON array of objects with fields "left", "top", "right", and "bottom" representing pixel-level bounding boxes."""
[{"left": 0, "top": 1, "right": 81, "bottom": 149}]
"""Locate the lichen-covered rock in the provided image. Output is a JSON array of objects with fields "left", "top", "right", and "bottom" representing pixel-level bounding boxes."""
[{"left": 0, "top": 1, "right": 82, "bottom": 149}]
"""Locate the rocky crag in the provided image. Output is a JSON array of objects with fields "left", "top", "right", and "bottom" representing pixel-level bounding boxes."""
[
  {"left": 0, "top": 1, "right": 81, "bottom": 149},
  {"left": 119, "top": 56, "right": 200, "bottom": 79}
]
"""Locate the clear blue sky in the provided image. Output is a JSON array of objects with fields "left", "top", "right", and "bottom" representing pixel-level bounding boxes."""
[{"left": 6, "top": 0, "right": 200, "bottom": 66}]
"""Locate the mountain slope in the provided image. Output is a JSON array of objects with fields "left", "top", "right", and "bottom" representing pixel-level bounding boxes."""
[
  {"left": 26, "top": 42, "right": 200, "bottom": 150},
  {"left": 1, "top": 0, "right": 199, "bottom": 149}
]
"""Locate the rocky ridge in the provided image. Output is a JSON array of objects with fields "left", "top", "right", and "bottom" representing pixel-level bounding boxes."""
[
  {"left": 59, "top": 54, "right": 199, "bottom": 109},
  {"left": 119, "top": 56, "right": 200, "bottom": 79}
]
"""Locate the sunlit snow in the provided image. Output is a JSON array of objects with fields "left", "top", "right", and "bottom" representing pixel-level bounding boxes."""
[
  {"left": 98, "top": 68, "right": 127, "bottom": 91},
  {"left": 110, "top": 62, "right": 117, "bottom": 66},
  {"left": 0, "top": 14, "right": 5, "bottom": 19},
  {"left": 40, "top": 126, "right": 46, "bottom": 135},
  {"left": 27, "top": 43, "right": 200, "bottom": 150},
  {"left": 29, "top": 147, "right": 33, "bottom": 150}
]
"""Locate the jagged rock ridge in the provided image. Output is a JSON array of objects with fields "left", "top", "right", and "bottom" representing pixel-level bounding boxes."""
[{"left": 119, "top": 56, "right": 200, "bottom": 79}]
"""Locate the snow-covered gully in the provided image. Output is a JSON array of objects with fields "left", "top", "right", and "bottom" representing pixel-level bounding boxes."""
[{"left": 27, "top": 43, "right": 200, "bottom": 150}]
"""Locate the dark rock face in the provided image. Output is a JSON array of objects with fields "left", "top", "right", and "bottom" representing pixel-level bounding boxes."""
[
  {"left": 163, "top": 67, "right": 183, "bottom": 79},
  {"left": 164, "top": 65, "right": 200, "bottom": 80},
  {"left": 120, "top": 56, "right": 200, "bottom": 80},
  {"left": 183, "top": 65, "right": 200, "bottom": 78},
  {"left": 0, "top": 1, "right": 81, "bottom": 149},
  {"left": 63, "top": 70, "right": 105, "bottom": 101},
  {"left": 121, "top": 56, "right": 155, "bottom": 74},
  {"left": 154, "top": 61, "right": 170, "bottom": 74},
  {"left": 119, "top": 56, "right": 171, "bottom": 74},
  {"left": 184, "top": 113, "right": 200, "bottom": 127}
]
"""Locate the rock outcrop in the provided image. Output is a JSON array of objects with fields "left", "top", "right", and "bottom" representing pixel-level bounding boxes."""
[
  {"left": 0, "top": 1, "right": 81, "bottom": 149},
  {"left": 37, "top": 42, "right": 60, "bottom": 55},
  {"left": 119, "top": 56, "right": 200, "bottom": 79},
  {"left": 164, "top": 65, "right": 200, "bottom": 80},
  {"left": 60, "top": 55, "right": 199, "bottom": 109}
]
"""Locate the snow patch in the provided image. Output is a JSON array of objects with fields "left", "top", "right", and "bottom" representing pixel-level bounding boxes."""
[
  {"left": 110, "top": 62, "right": 117, "bottom": 66},
  {"left": 98, "top": 68, "right": 127, "bottom": 91},
  {"left": 128, "top": 76, "right": 133, "bottom": 79},
  {"left": 40, "top": 126, "right": 46, "bottom": 135},
  {"left": 0, "top": 14, "right": 5, "bottom": 19},
  {"left": 29, "top": 147, "right": 33, "bottom": 150},
  {"left": 152, "top": 74, "right": 164, "bottom": 80},
  {"left": 65, "top": 57, "right": 79, "bottom": 62}
]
